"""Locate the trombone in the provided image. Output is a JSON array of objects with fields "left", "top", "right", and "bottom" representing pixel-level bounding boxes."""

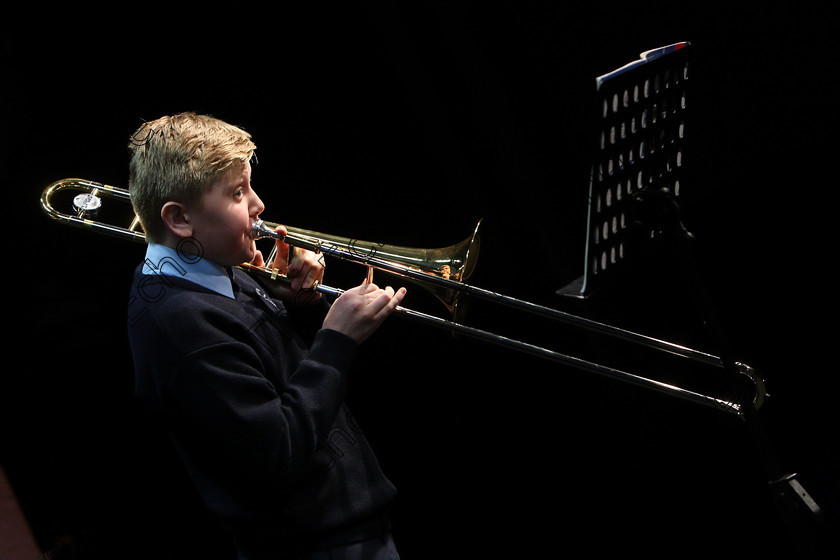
[{"left": 41, "top": 178, "right": 764, "bottom": 416}]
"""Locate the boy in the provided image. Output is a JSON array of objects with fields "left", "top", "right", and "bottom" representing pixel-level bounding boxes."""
[{"left": 126, "top": 112, "right": 406, "bottom": 559}]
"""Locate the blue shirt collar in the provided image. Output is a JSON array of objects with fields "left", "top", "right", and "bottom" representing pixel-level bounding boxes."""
[{"left": 142, "top": 243, "right": 235, "bottom": 299}]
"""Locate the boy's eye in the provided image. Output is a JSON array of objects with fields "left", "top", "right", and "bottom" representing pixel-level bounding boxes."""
[{"left": 233, "top": 188, "right": 244, "bottom": 199}]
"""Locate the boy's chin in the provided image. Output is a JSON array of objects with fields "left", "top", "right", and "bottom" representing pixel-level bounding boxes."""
[
  {"left": 244, "top": 243, "right": 260, "bottom": 265},
  {"left": 218, "top": 247, "right": 257, "bottom": 268}
]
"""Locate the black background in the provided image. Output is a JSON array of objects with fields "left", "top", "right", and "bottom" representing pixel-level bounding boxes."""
[{"left": 2, "top": 3, "right": 837, "bottom": 558}]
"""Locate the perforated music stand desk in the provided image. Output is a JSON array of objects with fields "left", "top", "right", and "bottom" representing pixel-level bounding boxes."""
[{"left": 559, "top": 42, "right": 692, "bottom": 298}]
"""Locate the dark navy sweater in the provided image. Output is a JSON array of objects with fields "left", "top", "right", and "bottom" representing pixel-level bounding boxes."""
[{"left": 127, "top": 266, "right": 396, "bottom": 558}]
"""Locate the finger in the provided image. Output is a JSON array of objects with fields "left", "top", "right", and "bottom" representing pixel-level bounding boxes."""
[
  {"left": 291, "top": 263, "right": 313, "bottom": 291},
  {"left": 363, "top": 285, "right": 392, "bottom": 300},
  {"left": 369, "top": 288, "right": 406, "bottom": 324},
  {"left": 271, "top": 225, "right": 290, "bottom": 272},
  {"left": 298, "top": 264, "right": 324, "bottom": 291},
  {"left": 387, "top": 287, "right": 407, "bottom": 311},
  {"left": 289, "top": 254, "right": 323, "bottom": 289},
  {"left": 368, "top": 286, "right": 405, "bottom": 317},
  {"left": 286, "top": 254, "right": 301, "bottom": 283},
  {"left": 273, "top": 241, "right": 290, "bottom": 272},
  {"left": 250, "top": 250, "right": 265, "bottom": 268},
  {"left": 354, "top": 281, "right": 379, "bottom": 295}
]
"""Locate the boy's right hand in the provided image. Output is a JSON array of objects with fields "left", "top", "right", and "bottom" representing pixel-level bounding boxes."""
[{"left": 323, "top": 281, "right": 406, "bottom": 344}]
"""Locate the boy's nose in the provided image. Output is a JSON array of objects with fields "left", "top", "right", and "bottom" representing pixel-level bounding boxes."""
[{"left": 251, "top": 190, "right": 266, "bottom": 215}]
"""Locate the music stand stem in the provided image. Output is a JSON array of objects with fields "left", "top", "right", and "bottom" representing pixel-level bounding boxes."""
[{"left": 635, "top": 188, "right": 825, "bottom": 558}]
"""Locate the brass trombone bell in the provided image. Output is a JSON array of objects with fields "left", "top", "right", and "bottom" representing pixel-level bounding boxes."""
[{"left": 252, "top": 219, "right": 481, "bottom": 314}]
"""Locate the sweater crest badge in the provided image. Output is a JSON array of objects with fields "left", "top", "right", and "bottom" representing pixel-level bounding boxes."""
[{"left": 254, "top": 287, "right": 288, "bottom": 319}]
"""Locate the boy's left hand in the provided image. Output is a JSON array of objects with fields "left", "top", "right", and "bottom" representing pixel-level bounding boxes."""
[{"left": 250, "top": 224, "right": 325, "bottom": 303}]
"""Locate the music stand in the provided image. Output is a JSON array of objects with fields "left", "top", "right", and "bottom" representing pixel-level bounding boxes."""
[
  {"left": 559, "top": 42, "right": 692, "bottom": 298},
  {"left": 556, "top": 42, "right": 826, "bottom": 554}
]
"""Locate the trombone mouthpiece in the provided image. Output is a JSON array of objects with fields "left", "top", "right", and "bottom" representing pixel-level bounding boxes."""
[{"left": 250, "top": 219, "right": 278, "bottom": 240}]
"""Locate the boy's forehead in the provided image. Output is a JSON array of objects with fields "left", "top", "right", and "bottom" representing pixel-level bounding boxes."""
[{"left": 212, "top": 161, "right": 251, "bottom": 187}]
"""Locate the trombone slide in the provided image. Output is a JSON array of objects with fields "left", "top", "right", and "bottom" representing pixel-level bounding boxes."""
[{"left": 41, "top": 178, "right": 764, "bottom": 415}]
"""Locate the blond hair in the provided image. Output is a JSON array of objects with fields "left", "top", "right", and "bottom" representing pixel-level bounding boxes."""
[{"left": 127, "top": 112, "right": 257, "bottom": 243}]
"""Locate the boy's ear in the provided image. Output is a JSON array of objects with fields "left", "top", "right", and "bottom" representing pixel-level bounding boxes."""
[{"left": 160, "top": 201, "right": 193, "bottom": 238}]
